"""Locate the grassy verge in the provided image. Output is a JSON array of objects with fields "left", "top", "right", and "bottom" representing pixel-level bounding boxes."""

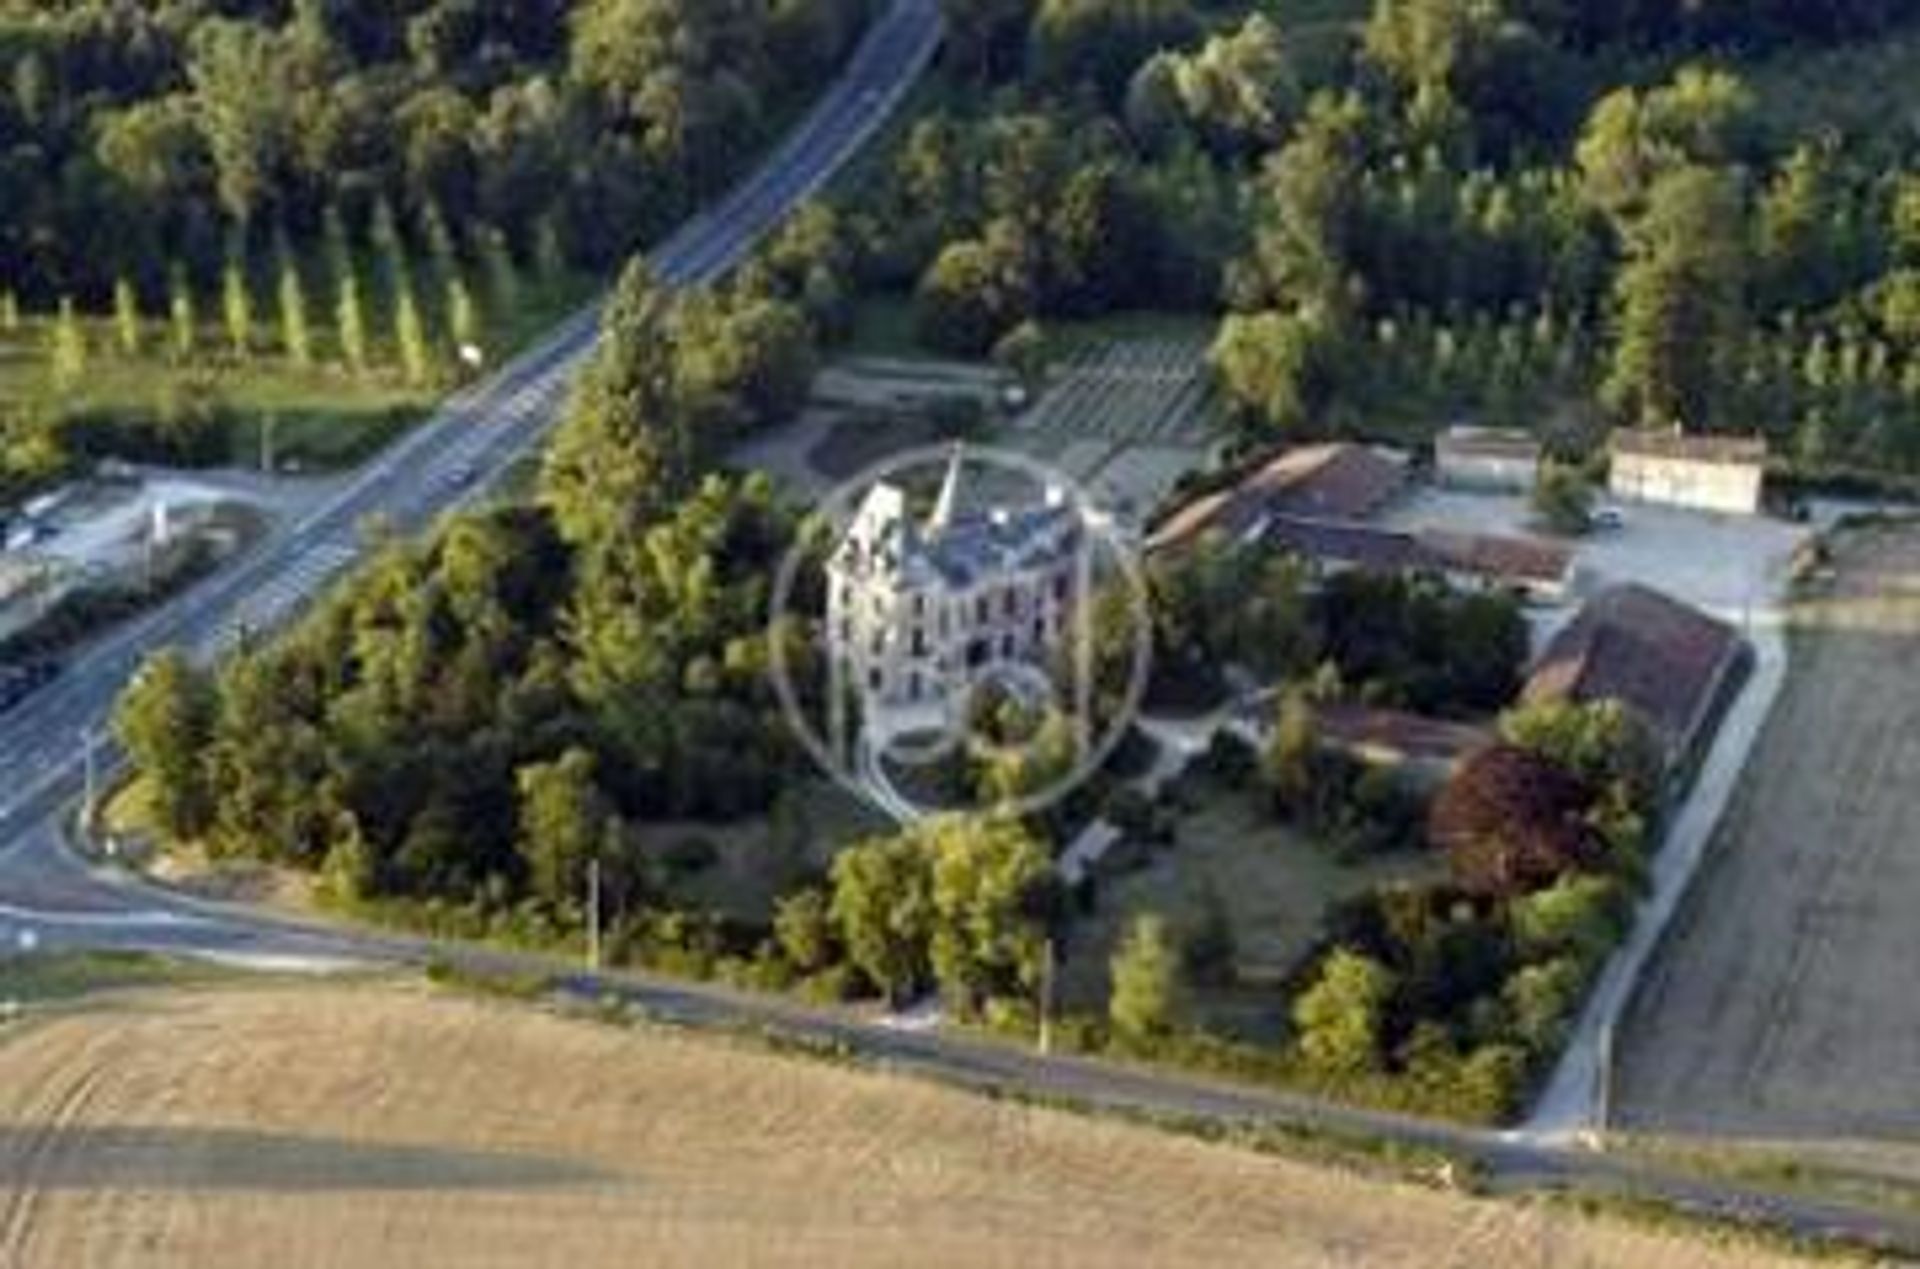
[
  {"left": 1613, "top": 1135, "right": 1920, "bottom": 1222},
  {"left": 0, "top": 951, "right": 228, "bottom": 1006},
  {"left": 0, "top": 270, "right": 596, "bottom": 478}
]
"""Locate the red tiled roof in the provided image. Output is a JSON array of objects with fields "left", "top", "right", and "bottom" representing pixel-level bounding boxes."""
[
  {"left": 1149, "top": 443, "right": 1406, "bottom": 550},
  {"left": 1315, "top": 704, "right": 1494, "bottom": 766},
  {"left": 1420, "top": 529, "right": 1574, "bottom": 587},
  {"left": 1261, "top": 516, "right": 1573, "bottom": 589},
  {"left": 1262, "top": 514, "right": 1428, "bottom": 572},
  {"left": 1524, "top": 584, "right": 1744, "bottom": 760}
]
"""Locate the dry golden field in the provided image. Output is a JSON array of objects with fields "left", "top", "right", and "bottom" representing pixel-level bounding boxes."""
[{"left": 0, "top": 978, "right": 1825, "bottom": 1269}]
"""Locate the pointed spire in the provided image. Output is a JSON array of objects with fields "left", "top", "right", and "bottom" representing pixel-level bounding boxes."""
[{"left": 927, "top": 441, "right": 965, "bottom": 532}]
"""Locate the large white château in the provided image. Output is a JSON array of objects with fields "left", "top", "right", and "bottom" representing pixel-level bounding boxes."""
[{"left": 826, "top": 446, "right": 1085, "bottom": 711}]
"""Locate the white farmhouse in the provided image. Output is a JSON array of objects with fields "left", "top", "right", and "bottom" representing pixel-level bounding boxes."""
[
  {"left": 1608, "top": 429, "right": 1768, "bottom": 516},
  {"left": 826, "top": 447, "right": 1084, "bottom": 710}
]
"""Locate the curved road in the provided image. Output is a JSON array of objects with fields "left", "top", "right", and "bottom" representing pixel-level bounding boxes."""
[{"left": 0, "top": 3, "right": 1912, "bottom": 1255}]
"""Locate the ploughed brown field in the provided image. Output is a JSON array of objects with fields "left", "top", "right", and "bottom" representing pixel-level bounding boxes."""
[
  {"left": 1618, "top": 521, "right": 1920, "bottom": 1155},
  {"left": 0, "top": 980, "right": 1814, "bottom": 1268}
]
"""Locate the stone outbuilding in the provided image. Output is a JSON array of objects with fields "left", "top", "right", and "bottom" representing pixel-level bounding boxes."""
[
  {"left": 1608, "top": 429, "right": 1768, "bottom": 516},
  {"left": 1435, "top": 426, "right": 1543, "bottom": 493}
]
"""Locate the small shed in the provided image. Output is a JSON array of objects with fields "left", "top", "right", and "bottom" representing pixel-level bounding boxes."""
[{"left": 1435, "top": 427, "right": 1543, "bottom": 493}]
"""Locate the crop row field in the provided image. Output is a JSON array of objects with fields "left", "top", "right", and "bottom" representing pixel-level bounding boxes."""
[{"left": 1616, "top": 521, "right": 1920, "bottom": 1157}]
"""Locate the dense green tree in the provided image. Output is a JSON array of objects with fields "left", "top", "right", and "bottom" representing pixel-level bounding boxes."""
[
  {"left": 914, "top": 229, "right": 1034, "bottom": 356},
  {"left": 1603, "top": 165, "right": 1749, "bottom": 430},
  {"left": 187, "top": 20, "right": 299, "bottom": 221},
  {"left": 1531, "top": 459, "right": 1594, "bottom": 534},
  {"left": 114, "top": 650, "right": 217, "bottom": 841},
  {"left": 1263, "top": 689, "right": 1320, "bottom": 817},
  {"left": 830, "top": 830, "right": 936, "bottom": 1005},
  {"left": 516, "top": 746, "right": 614, "bottom": 911},
  {"left": 1109, "top": 911, "right": 1183, "bottom": 1040},
  {"left": 543, "top": 261, "right": 685, "bottom": 543},
  {"left": 774, "top": 886, "right": 837, "bottom": 975},
  {"left": 1362, "top": 0, "right": 1509, "bottom": 142},
  {"left": 1293, "top": 947, "right": 1396, "bottom": 1074},
  {"left": 927, "top": 816, "right": 1053, "bottom": 1011},
  {"left": 1128, "top": 14, "right": 1297, "bottom": 157},
  {"left": 1028, "top": 0, "right": 1199, "bottom": 104},
  {"left": 1575, "top": 67, "right": 1757, "bottom": 222}
]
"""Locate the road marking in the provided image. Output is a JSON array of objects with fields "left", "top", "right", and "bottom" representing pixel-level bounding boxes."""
[{"left": 0, "top": 900, "right": 209, "bottom": 929}]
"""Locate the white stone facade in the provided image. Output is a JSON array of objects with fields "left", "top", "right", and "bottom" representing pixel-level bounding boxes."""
[
  {"left": 826, "top": 449, "right": 1083, "bottom": 711},
  {"left": 1609, "top": 430, "right": 1767, "bottom": 516}
]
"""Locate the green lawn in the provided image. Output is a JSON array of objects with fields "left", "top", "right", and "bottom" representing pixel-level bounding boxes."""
[
  {"left": 644, "top": 782, "right": 892, "bottom": 926},
  {"left": 843, "top": 295, "right": 1217, "bottom": 366},
  {"left": 1040, "top": 310, "right": 1217, "bottom": 358},
  {"left": 0, "top": 270, "right": 596, "bottom": 475},
  {"left": 1060, "top": 780, "right": 1443, "bottom": 1041},
  {"left": 0, "top": 952, "right": 227, "bottom": 1007},
  {"left": 842, "top": 293, "right": 928, "bottom": 360}
]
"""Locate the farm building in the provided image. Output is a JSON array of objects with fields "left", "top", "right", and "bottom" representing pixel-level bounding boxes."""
[
  {"left": 1608, "top": 430, "right": 1768, "bottom": 516},
  {"left": 1148, "top": 443, "right": 1408, "bottom": 552},
  {"left": 1524, "top": 583, "right": 1748, "bottom": 775},
  {"left": 1228, "top": 695, "right": 1492, "bottom": 788},
  {"left": 1313, "top": 704, "right": 1494, "bottom": 787},
  {"left": 1259, "top": 514, "right": 1579, "bottom": 605},
  {"left": 1435, "top": 427, "right": 1542, "bottom": 492}
]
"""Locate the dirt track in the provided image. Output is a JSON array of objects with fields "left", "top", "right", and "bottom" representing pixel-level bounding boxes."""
[
  {"left": 1617, "top": 522, "right": 1920, "bottom": 1146},
  {"left": 0, "top": 981, "right": 1811, "bottom": 1268}
]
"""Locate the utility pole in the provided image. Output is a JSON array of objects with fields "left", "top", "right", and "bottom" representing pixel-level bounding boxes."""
[
  {"left": 1036, "top": 935, "right": 1055, "bottom": 1056},
  {"left": 586, "top": 857, "right": 602, "bottom": 973},
  {"left": 80, "top": 727, "right": 98, "bottom": 833}
]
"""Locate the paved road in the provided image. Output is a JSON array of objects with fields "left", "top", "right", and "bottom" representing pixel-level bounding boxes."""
[{"left": 0, "top": 0, "right": 944, "bottom": 852}]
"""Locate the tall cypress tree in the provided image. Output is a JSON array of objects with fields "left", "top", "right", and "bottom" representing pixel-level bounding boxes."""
[
  {"left": 274, "top": 226, "right": 313, "bottom": 370},
  {"left": 222, "top": 230, "right": 256, "bottom": 359},
  {"left": 113, "top": 276, "right": 142, "bottom": 357},
  {"left": 168, "top": 267, "right": 197, "bottom": 362}
]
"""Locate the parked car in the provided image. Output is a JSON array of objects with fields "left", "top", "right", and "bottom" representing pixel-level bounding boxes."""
[{"left": 1591, "top": 503, "right": 1629, "bottom": 531}]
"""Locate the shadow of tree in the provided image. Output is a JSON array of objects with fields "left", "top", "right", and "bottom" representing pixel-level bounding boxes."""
[{"left": 0, "top": 1125, "right": 612, "bottom": 1193}]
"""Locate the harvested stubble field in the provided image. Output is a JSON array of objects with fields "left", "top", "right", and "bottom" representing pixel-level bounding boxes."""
[
  {"left": 0, "top": 979, "right": 1815, "bottom": 1269},
  {"left": 1617, "top": 521, "right": 1920, "bottom": 1149}
]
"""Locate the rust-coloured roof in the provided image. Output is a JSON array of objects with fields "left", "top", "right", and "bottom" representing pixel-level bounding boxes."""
[
  {"left": 1315, "top": 703, "right": 1494, "bottom": 766},
  {"left": 1148, "top": 443, "right": 1407, "bottom": 551},
  {"left": 1420, "top": 529, "right": 1575, "bottom": 586},
  {"left": 1260, "top": 516, "right": 1573, "bottom": 588},
  {"left": 1524, "top": 584, "right": 1744, "bottom": 759}
]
